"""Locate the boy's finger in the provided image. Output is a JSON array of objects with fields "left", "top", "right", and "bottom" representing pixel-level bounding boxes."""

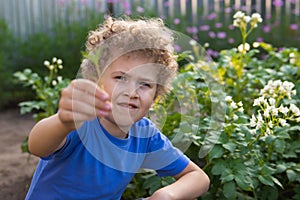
[{"left": 71, "top": 79, "right": 109, "bottom": 101}]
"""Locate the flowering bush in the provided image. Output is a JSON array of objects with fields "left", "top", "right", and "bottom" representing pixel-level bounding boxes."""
[
  {"left": 14, "top": 57, "right": 70, "bottom": 121},
  {"left": 124, "top": 11, "right": 300, "bottom": 199},
  {"left": 14, "top": 57, "right": 70, "bottom": 153}
]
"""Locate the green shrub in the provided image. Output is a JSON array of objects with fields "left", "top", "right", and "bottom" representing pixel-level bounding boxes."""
[{"left": 122, "top": 11, "right": 300, "bottom": 200}]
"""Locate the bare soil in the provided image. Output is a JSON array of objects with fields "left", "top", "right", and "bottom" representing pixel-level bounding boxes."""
[{"left": 0, "top": 109, "right": 39, "bottom": 200}]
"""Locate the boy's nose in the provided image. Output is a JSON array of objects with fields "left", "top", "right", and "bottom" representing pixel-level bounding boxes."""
[{"left": 124, "top": 83, "right": 139, "bottom": 98}]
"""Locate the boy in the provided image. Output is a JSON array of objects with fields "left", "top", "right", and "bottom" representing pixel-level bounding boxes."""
[{"left": 25, "top": 17, "right": 210, "bottom": 200}]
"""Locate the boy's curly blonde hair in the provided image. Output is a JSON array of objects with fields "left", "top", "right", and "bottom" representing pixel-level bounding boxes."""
[{"left": 80, "top": 17, "right": 178, "bottom": 98}]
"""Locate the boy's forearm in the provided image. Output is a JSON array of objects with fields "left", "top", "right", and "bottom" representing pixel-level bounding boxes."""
[
  {"left": 151, "top": 170, "right": 210, "bottom": 200},
  {"left": 28, "top": 113, "right": 72, "bottom": 157}
]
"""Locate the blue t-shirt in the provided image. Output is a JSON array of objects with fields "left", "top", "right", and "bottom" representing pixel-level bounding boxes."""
[{"left": 25, "top": 117, "right": 189, "bottom": 200}]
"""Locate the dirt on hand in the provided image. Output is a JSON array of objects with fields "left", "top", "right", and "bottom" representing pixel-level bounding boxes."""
[{"left": 0, "top": 109, "right": 39, "bottom": 200}]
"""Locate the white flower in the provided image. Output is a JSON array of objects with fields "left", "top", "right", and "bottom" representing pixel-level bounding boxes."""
[
  {"left": 289, "top": 52, "right": 295, "bottom": 58},
  {"left": 290, "top": 104, "right": 300, "bottom": 116},
  {"left": 44, "top": 60, "right": 50, "bottom": 67},
  {"left": 250, "top": 115, "right": 257, "bottom": 127},
  {"left": 268, "top": 121, "right": 273, "bottom": 128},
  {"left": 279, "top": 118, "right": 288, "bottom": 127},
  {"left": 243, "top": 16, "right": 251, "bottom": 23},
  {"left": 253, "top": 42, "right": 260, "bottom": 48},
  {"left": 273, "top": 80, "right": 282, "bottom": 87},
  {"left": 189, "top": 40, "right": 197, "bottom": 46},
  {"left": 238, "top": 43, "right": 250, "bottom": 52},
  {"left": 233, "top": 19, "right": 241, "bottom": 27},
  {"left": 251, "top": 13, "right": 263, "bottom": 23},
  {"left": 230, "top": 102, "right": 238, "bottom": 109},
  {"left": 238, "top": 107, "right": 244, "bottom": 113},
  {"left": 233, "top": 11, "right": 245, "bottom": 19},
  {"left": 269, "top": 98, "right": 276, "bottom": 106},
  {"left": 233, "top": 114, "right": 239, "bottom": 121},
  {"left": 225, "top": 96, "right": 232, "bottom": 102},
  {"left": 283, "top": 81, "right": 294, "bottom": 91},
  {"left": 256, "top": 113, "right": 264, "bottom": 129},
  {"left": 52, "top": 80, "right": 57, "bottom": 86},
  {"left": 295, "top": 117, "right": 300, "bottom": 122},
  {"left": 49, "top": 65, "right": 54, "bottom": 70},
  {"left": 58, "top": 65, "right": 63, "bottom": 69},
  {"left": 290, "top": 58, "right": 296, "bottom": 64},
  {"left": 263, "top": 107, "right": 270, "bottom": 118},
  {"left": 57, "top": 59, "right": 63, "bottom": 65},
  {"left": 253, "top": 97, "right": 265, "bottom": 106},
  {"left": 278, "top": 105, "right": 289, "bottom": 115},
  {"left": 265, "top": 128, "right": 271, "bottom": 135},
  {"left": 52, "top": 57, "right": 57, "bottom": 63},
  {"left": 237, "top": 101, "right": 243, "bottom": 107},
  {"left": 57, "top": 76, "right": 63, "bottom": 82},
  {"left": 270, "top": 107, "right": 278, "bottom": 116}
]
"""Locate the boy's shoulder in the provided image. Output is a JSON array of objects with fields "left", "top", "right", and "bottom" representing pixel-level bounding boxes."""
[{"left": 130, "top": 117, "right": 160, "bottom": 138}]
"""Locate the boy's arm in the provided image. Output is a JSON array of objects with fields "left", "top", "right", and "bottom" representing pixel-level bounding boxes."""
[
  {"left": 28, "top": 114, "right": 72, "bottom": 157},
  {"left": 149, "top": 161, "right": 210, "bottom": 200},
  {"left": 28, "top": 79, "right": 111, "bottom": 157}
]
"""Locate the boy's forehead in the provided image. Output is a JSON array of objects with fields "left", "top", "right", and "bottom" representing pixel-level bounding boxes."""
[{"left": 109, "top": 52, "right": 157, "bottom": 70}]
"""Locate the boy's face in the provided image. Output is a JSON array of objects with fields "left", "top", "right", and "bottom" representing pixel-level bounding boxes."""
[{"left": 99, "top": 54, "right": 159, "bottom": 133}]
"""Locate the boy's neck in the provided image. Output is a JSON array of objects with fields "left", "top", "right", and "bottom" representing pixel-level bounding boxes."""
[{"left": 98, "top": 117, "right": 130, "bottom": 139}]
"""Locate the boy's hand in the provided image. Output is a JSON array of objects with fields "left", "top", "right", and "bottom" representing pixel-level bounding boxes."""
[{"left": 58, "top": 79, "right": 111, "bottom": 130}]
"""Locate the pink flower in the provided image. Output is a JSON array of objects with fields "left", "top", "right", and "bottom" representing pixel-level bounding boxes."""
[
  {"left": 186, "top": 26, "right": 198, "bottom": 34},
  {"left": 164, "top": 1, "right": 170, "bottom": 7},
  {"left": 228, "top": 38, "right": 235, "bottom": 44},
  {"left": 273, "top": 0, "right": 284, "bottom": 7},
  {"left": 228, "top": 24, "right": 235, "bottom": 30},
  {"left": 208, "top": 31, "right": 216, "bottom": 38},
  {"left": 199, "top": 25, "right": 210, "bottom": 31},
  {"left": 217, "top": 32, "right": 227, "bottom": 39},
  {"left": 290, "top": 24, "right": 298, "bottom": 30},
  {"left": 173, "top": 18, "right": 180, "bottom": 25},
  {"left": 225, "top": 7, "right": 232, "bottom": 13},
  {"left": 263, "top": 25, "right": 271, "bottom": 33},
  {"left": 174, "top": 45, "right": 181, "bottom": 52},
  {"left": 136, "top": 6, "right": 144, "bottom": 13},
  {"left": 215, "top": 22, "right": 222, "bottom": 28},
  {"left": 207, "top": 13, "right": 217, "bottom": 20},
  {"left": 257, "top": 37, "right": 264, "bottom": 42}
]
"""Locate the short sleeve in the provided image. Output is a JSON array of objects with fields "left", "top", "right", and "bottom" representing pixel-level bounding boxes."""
[
  {"left": 141, "top": 131, "right": 190, "bottom": 177},
  {"left": 40, "top": 130, "right": 79, "bottom": 160}
]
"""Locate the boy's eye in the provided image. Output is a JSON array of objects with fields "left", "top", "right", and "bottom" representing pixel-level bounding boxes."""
[
  {"left": 115, "top": 76, "right": 127, "bottom": 81},
  {"left": 140, "top": 82, "right": 152, "bottom": 88}
]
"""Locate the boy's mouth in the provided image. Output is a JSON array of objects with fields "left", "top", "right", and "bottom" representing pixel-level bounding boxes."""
[{"left": 117, "top": 102, "right": 138, "bottom": 109}]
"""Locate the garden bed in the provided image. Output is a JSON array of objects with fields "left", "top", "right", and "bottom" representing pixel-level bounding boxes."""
[{"left": 0, "top": 109, "right": 39, "bottom": 199}]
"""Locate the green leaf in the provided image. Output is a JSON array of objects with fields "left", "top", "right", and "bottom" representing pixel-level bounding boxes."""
[
  {"left": 235, "top": 175, "right": 252, "bottom": 191},
  {"left": 265, "top": 135, "right": 276, "bottom": 144},
  {"left": 212, "top": 160, "right": 228, "bottom": 175},
  {"left": 208, "top": 145, "right": 225, "bottom": 162},
  {"left": 223, "top": 181, "right": 236, "bottom": 200},
  {"left": 274, "top": 139, "right": 286, "bottom": 153},
  {"left": 221, "top": 174, "right": 235, "bottom": 182},
  {"left": 143, "top": 176, "right": 161, "bottom": 195},
  {"left": 258, "top": 175, "right": 274, "bottom": 187},
  {"left": 271, "top": 176, "right": 283, "bottom": 189},
  {"left": 261, "top": 165, "right": 276, "bottom": 175},
  {"left": 287, "top": 169, "right": 297, "bottom": 182},
  {"left": 222, "top": 142, "right": 236, "bottom": 153},
  {"left": 276, "top": 164, "right": 287, "bottom": 173}
]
